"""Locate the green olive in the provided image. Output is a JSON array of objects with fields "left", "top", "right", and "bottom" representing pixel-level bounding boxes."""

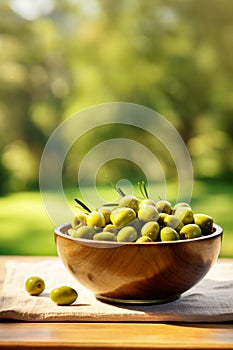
[
  {"left": 141, "top": 221, "right": 160, "bottom": 241},
  {"left": 70, "top": 225, "right": 96, "bottom": 239},
  {"left": 158, "top": 213, "right": 169, "bottom": 228},
  {"left": 138, "top": 205, "right": 159, "bottom": 222},
  {"left": 156, "top": 200, "right": 172, "bottom": 214},
  {"left": 93, "top": 232, "right": 117, "bottom": 241},
  {"left": 129, "top": 218, "right": 143, "bottom": 232},
  {"left": 180, "top": 224, "right": 202, "bottom": 239},
  {"left": 67, "top": 228, "right": 76, "bottom": 236},
  {"left": 98, "top": 207, "right": 112, "bottom": 225},
  {"left": 139, "top": 199, "right": 156, "bottom": 208},
  {"left": 50, "top": 286, "right": 78, "bottom": 305},
  {"left": 173, "top": 202, "right": 191, "bottom": 212},
  {"left": 160, "top": 227, "right": 180, "bottom": 241},
  {"left": 118, "top": 195, "right": 140, "bottom": 211},
  {"left": 110, "top": 207, "right": 136, "bottom": 227},
  {"left": 174, "top": 207, "right": 194, "bottom": 224},
  {"left": 86, "top": 211, "right": 105, "bottom": 227},
  {"left": 136, "top": 236, "right": 153, "bottom": 243},
  {"left": 25, "top": 276, "right": 45, "bottom": 296},
  {"left": 164, "top": 215, "right": 184, "bottom": 232},
  {"left": 71, "top": 212, "right": 88, "bottom": 229},
  {"left": 194, "top": 214, "right": 213, "bottom": 235},
  {"left": 117, "top": 226, "right": 138, "bottom": 242},
  {"left": 103, "top": 224, "right": 118, "bottom": 234}
]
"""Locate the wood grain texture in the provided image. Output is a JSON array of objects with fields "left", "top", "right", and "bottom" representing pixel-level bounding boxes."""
[{"left": 0, "top": 322, "right": 233, "bottom": 350}]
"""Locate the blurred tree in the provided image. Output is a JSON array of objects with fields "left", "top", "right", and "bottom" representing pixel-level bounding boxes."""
[
  {"left": 0, "top": 0, "right": 232, "bottom": 194},
  {"left": 0, "top": 1, "right": 74, "bottom": 192}
]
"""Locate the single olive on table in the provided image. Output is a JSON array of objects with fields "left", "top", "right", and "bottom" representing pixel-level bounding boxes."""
[
  {"left": 50, "top": 286, "right": 78, "bottom": 306},
  {"left": 25, "top": 276, "right": 45, "bottom": 296}
]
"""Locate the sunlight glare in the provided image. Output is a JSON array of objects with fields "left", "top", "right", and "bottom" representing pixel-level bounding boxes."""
[{"left": 9, "top": 0, "right": 54, "bottom": 20}]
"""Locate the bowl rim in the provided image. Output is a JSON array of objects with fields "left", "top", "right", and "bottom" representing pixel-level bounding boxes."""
[{"left": 54, "top": 222, "right": 223, "bottom": 246}]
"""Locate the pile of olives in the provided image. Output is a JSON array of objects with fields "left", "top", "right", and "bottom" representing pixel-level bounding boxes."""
[{"left": 67, "top": 190, "right": 215, "bottom": 243}]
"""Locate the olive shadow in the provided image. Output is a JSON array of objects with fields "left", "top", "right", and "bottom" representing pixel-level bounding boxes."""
[
  {"left": 40, "top": 292, "right": 50, "bottom": 298},
  {"left": 57, "top": 303, "right": 91, "bottom": 307},
  {"left": 39, "top": 293, "right": 91, "bottom": 307}
]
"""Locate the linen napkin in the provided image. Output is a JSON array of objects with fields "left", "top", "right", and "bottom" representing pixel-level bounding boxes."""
[{"left": 0, "top": 258, "right": 233, "bottom": 322}]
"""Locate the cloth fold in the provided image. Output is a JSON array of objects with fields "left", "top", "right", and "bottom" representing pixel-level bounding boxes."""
[{"left": 0, "top": 259, "right": 233, "bottom": 322}]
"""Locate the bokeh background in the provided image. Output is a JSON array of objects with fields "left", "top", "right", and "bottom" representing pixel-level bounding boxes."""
[{"left": 0, "top": 0, "right": 232, "bottom": 256}]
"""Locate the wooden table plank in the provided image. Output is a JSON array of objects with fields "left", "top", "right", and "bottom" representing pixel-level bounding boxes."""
[
  {"left": 0, "top": 256, "right": 233, "bottom": 350},
  {"left": 0, "top": 322, "right": 233, "bottom": 350}
]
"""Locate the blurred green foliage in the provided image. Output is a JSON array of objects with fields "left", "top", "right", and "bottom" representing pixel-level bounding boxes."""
[
  {"left": 0, "top": 0, "right": 233, "bottom": 194},
  {"left": 0, "top": 0, "right": 233, "bottom": 257},
  {"left": 0, "top": 1, "right": 232, "bottom": 258},
  {"left": 0, "top": 180, "right": 232, "bottom": 256}
]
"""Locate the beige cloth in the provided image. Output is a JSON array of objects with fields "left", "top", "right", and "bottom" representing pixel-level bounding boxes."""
[{"left": 0, "top": 258, "right": 233, "bottom": 323}]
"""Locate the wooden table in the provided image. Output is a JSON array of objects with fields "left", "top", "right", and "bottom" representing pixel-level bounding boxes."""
[{"left": 0, "top": 256, "right": 233, "bottom": 350}]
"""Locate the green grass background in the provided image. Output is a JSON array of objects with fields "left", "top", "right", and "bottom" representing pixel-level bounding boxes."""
[{"left": 0, "top": 180, "right": 232, "bottom": 257}]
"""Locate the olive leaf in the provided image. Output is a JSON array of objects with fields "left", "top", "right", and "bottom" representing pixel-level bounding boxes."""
[
  {"left": 115, "top": 186, "right": 126, "bottom": 197},
  {"left": 74, "top": 198, "right": 92, "bottom": 213},
  {"left": 102, "top": 203, "right": 118, "bottom": 207},
  {"left": 138, "top": 181, "right": 149, "bottom": 199}
]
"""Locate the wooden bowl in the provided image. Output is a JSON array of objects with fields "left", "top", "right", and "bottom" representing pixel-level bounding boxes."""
[{"left": 54, "top": 223, "right": 222, "bottom": 304}]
